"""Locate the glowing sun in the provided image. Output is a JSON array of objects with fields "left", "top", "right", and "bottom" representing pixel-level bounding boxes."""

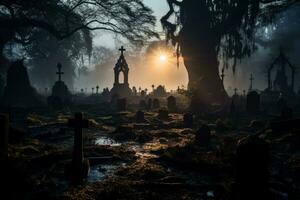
[{"left": 159, "top": 55, "right": 167, "bottom": 62}]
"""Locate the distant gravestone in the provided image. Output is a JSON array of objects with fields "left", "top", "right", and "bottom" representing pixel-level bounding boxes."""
[
  {"left": 246, "top": 91, "right": 260, "bottom": 114},
  {"left": 66, "top": 113, "right": 90, "bottom": 183},
  {"left": 183, "top": 113, "right": 193, "bottom": 127},
  {"left": 153, "top": 98, "right": 160, "bottom": 109},
  {"left": 135, "top": 111, "right": 145, "bottom": 123},
  {"left": 167, "top": 96, "right": 177, "bottom": 111},
  {"left": 117, "top": 98, "right": 127, "bottom": 111},
  {"left": 158, "top": 109, "right": 169, "bottom": 119},
  {"left": 231, "top": 136, "right": 270, "bottom": 199},
  {"left": 195, "top": 125, "right": 211, "bottom": 145},
  {"left": 2, "top": 60, "right": 42, "bottom": 107},
  {"left": 147, "top": 98, "right": 153, "bottom": 110},
  {"left": 139, "top": 100, "right": 147, "bottom": 110},
  {"left": 48, "top": 63, "right": 72, "bottom": 109},
  {"left": 0, "top": 114, "right": 9, "bottom": 160}
]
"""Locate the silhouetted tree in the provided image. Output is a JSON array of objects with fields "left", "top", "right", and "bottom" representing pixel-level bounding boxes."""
[
  {"left": 161, "top": 0, "right": 298, "bottom": 111},
  {"left": 0, "top": 0, "right": 158, "bottom": 73}
]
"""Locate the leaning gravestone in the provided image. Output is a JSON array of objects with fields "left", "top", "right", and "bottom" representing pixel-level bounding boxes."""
[
  {"left": 246, "top": 91, "right": 260, "bottom": 114},
  {"left": 0, "top": 114, "right": 9, "bottom": 160},
  {"left": 167, "top": 96, "right": 177, "bottom": 112},
  {"left": 2, "top": 60, "right": 42, "bottom": 107},
  {"left": 65, "top": 113, "right": 90, "bottom": 183}
]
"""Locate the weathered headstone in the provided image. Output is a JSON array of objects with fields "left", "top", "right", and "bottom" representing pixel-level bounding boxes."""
[
  {"left": 158, "top": 109, "right": 169, "bottom": 119},
  {"left": 167, "top": 96, "right": 177, "bottom": 111},
  {"left": 183, "top": 113, "right": 193, "bottom": 127},
  {"left": 135, "top": 110, "right": 145, "bottom": 123},
  {"left": 139, "top": 100, "right": 147, "bottom": 110},
  {"left": 117, "top": 98, "right": 127, "bottom": 111},
  {"left": 195, "top": 125, "right": 211, "bottom": 145},
  {"left": 231, "top": 136, "right": 270, "bottom": 199},
  {"left": 48, "top": 63, "right": 72, "bottom": 109},
  {"left": 153, "top": 98, "right": 160, "bottom": 109},
  {"left": 2, "top": 60, "right": 42, "bottom": 107},
  {"left": 0, "top": 114, "right": 9, "bottom": 160},
  {"left": 65, "top": 113, "right": 90, "bottom": 182},
  {"left": 246, "top": 91, "right": 260, "bottom": 114}
]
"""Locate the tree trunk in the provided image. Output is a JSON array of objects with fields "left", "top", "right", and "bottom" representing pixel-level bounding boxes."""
[{"left": 179, "top": 26, "right": 228, "bottom": 112}]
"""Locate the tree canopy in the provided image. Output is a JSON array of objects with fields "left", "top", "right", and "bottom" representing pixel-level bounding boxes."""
[
  {"left": 0, "top": 0, "right": 158, "bottom": 49},
  {"left": 161, "top": 0, "right": 298, "bottom": 72}
]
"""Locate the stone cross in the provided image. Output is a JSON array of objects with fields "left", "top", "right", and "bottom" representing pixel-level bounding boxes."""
[
  {"left": 249, "top": 73, "right": 254, "bottom": 91},
  {"left": 119, "top": 46, "right": 126, "bottom": 55},
  {"left": 96, "top": 85, "right": 99, "bottom": 94},
  {"left": 68, "top": 113, "right": 89, "bottom": 170},
  {"left": 56, "top": 63, "right": 64, "bottom": 82},
  {"left": 0, "top": 114, "right": 9, "bottom": 160}
]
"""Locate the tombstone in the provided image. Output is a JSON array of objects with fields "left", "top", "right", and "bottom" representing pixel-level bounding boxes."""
[
  {"left": 135, "top": 111, "right": 145, "bottom": 123},
  {"left": 141, "top": 90, "right": 146, "bottom": 98},
  {"left": 132, "top": 86, "right": 137, "bottom": 96},
  {"left": 230, "top": 136, "right": 270, "bottom": 199},
  {"left": 110, "top": 46, "right": 132, "bottom": 98},
  {"left": 2, "top": 60, "right": 42, "bottom": 107},
  {"left": 246, "top": 91, "right": 260, "bottom": 114},
  {"left": 153, "top": 98, "right": 160, "bottom": 109},
  {"left": 48, "top": 63, "right": 72, "bottom": 109},
  {"left": 96, "top": 85, "right": 99, "bottom": 94},
  {"left": 65, "top": 113, "right": 90, "bottom": 183},
  {"left": 0, "top": 114, "right": 9, "bottom": 160},
  {"left": 195, "top": 125, "right": 211, "bottom": 145},
  {"left": 158, "top": 109, "right": 169, "bottom": 119},
  {"left": 117, "top": 98, "right": 127, "bottom": 111},
  {"left": 153, "top": 85, "right": 167, "bottom": 97},
  {"left": 167, "top": 96, "right": 177, "bottom": 112},
  {"left": 183, "top": 113, "right": 193, "bottom": 127},
  {"left": 147, "top": 98, "right": 153, "bottom": 110},
  {"left": 139, "top": 100, "right": 147, "bottom": 110}
]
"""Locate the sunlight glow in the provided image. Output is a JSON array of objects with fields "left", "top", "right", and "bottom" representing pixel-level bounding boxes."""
[{"left": 159, "top": 55, "right": 167, "bottom": 62}]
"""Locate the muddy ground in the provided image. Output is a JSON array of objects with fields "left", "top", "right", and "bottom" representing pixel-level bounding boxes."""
[{"left": 2, "top": 106, "right": 300, "bottom": 200}]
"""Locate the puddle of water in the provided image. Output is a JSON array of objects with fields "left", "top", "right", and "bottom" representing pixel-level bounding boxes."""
[
  {"left": 87, "top": 163, "right": 124, "bottom": 183},
  {"left": 95, "top": 137, "right": 121, "bottom": 146}
]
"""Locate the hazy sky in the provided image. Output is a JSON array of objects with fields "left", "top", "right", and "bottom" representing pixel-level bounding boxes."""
[{"left": 85, "top": 1, "right": 300, "bottom": 94}]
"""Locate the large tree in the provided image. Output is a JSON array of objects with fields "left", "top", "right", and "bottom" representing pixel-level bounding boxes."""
[
  {"left": 0, "top": 0, "right": 158, "bottom": 72},
  {"left": 161, "top": 0, "right": 298, "bottom": 112}
]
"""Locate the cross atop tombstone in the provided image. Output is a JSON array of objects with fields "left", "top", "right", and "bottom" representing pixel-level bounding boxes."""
[
  {"left": 96, "top": 85, "right": 99, "bottom": 94},
  {"left": 249, "top": 73, "right": 254, "bottom": 91},
  {"left": 221, "top": 68, "right": 226, "bottom": 84},
  {"left": 56, "top": 63, "right": 64, "bottom": 82},
  {"left": 119, "top": 46, "right": 126, "bottom": 55},
  {"left": 68, "top": 113, "right": 89, "bottom": 176}
]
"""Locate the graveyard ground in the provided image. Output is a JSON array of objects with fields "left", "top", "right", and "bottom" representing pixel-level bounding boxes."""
[{"left": 2, "top": 104, "right": 300, "bottom": 200}]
